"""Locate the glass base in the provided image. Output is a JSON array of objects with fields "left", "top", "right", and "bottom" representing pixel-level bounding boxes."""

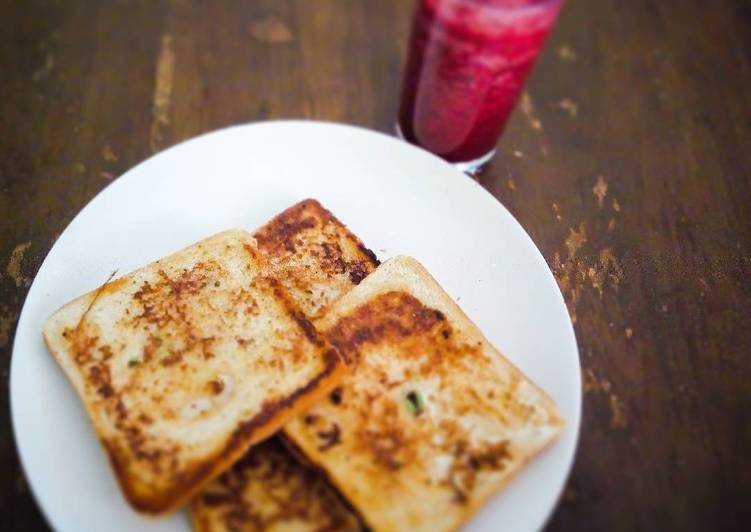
[
  {"left": 394, "top": 123, "right": 495, "bottom": 175},
  {"left": 452, "top": 149, "right": 496, "bottom": 175}
]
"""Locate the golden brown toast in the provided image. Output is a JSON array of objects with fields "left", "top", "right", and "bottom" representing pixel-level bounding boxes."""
[
  {"left": 253, "top": 199, "right": 379, "bottom": 318},
  {"left": 190, "top": 438, "right": 361, "bottom": 532},
  {"left": 43, "top": 230, "right": 345, "bottom": 514},
  {"left": 284, "top": 256, "right": 564, "bottom": 532}
]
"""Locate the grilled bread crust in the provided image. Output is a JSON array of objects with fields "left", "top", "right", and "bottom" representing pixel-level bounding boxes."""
[
  {"left": 190, "top": 437, "right": 361, "bottom": 532},
  {"left": 253, "top": 199, "right": 379, "bottom": 318},
  {"left": 284, "top": 256, "right": 564, "bottom": 532},
  {"left": 43, "top": 230, "right": 345, "bottom": 514}
]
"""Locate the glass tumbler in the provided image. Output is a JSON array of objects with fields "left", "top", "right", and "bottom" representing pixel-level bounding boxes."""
[{"left": 397, "top": 0, "right": 564, "bottom": 173}]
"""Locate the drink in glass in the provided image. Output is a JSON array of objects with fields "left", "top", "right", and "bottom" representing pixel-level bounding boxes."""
[{"left": 398, "top": 0, "right": 564, "bottom": 173}]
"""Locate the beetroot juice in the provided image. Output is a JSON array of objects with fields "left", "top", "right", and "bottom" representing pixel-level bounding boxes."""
[{"left": 398, "top": 0, "right": 563, "bottom": 171}]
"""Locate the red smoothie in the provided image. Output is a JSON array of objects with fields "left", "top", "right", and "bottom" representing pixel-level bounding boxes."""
[{"left": 398, "top": 0, "right": 563, "bottom": 167}]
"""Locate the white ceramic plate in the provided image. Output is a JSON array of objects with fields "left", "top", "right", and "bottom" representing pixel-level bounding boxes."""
[{"left": 11, "top": 121, "right": 580, "bottom": 532}]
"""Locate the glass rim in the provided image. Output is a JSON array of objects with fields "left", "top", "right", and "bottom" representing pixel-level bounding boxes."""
[{"left": 451, "top": 0, "right": 564, "bottom": 11}]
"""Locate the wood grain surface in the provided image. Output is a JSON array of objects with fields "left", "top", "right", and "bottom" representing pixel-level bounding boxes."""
[{"left": 1, "top": 1, "right": 749, "bottom": 530}]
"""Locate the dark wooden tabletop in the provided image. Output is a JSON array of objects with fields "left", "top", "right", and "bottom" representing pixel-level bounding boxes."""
[{"left": 2, "top": 1, "right": 749, "bottom": 530}]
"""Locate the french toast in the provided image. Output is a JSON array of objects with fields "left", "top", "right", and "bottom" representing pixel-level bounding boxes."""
[
  {"left": 191, "top": 438, "right": 361, "bottom": 532},
  {"left": 43, "top": 229, "right": 345, "bottom": 514},
  {"left": 253, "top": 199, "right": 379, "bottom": 318},
  {"left": 284, "top": 256, "right": 563, "bottom": 532}
]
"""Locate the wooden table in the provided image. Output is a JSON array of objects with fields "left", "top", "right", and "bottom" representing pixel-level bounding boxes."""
[{"left": 1, "top": 1, "right": 749, "bottom": 530}]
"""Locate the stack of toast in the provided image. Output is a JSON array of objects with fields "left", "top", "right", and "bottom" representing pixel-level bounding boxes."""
[{"left": 43, "top": 199, "right": 562, "bottom": 531}]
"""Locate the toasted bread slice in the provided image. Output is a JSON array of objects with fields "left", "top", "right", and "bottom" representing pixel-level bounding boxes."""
[
  {"left": 190, "top": 437, "right": 361, "bottom": 532},
  {"left": 43, "top": 230, "right": 345, "bottom": 515},
  {"left": 253, "top": 199, "right": 379, "bottom": 318},
  {"left": 284, "top": 256, "right": 564, "bottom": 532}
]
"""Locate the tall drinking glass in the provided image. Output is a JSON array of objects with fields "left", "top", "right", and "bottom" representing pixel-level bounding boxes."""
[{"left": 397, "top": 0, "right": 564, "bottom": 173}]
